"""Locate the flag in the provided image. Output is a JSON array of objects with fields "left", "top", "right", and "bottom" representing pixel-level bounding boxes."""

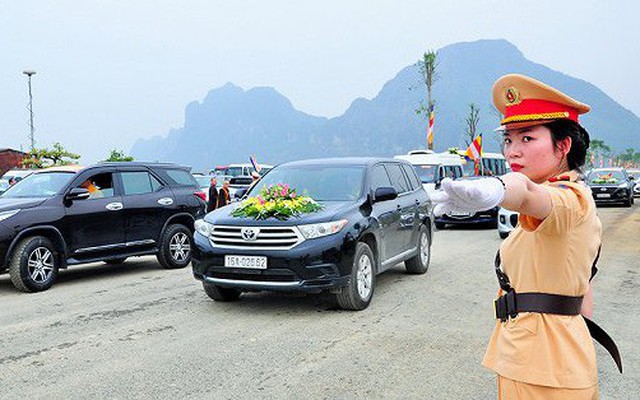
[
  {"left": 249, "top": 154, "right": 261, "bottom": 173},
  {"left": 590, "top": 152, "right": 595, "bottom": 165},
  {"left": 427, "top": 106, "right": 435, "bottom": 149},
  {"left": 465, "top": 134, "right": 483, "bottom": 161}
]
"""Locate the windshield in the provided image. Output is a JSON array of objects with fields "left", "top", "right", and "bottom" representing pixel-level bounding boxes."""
[
  {"left": 412, "top": 164, "right": 437, "bottom": 183},
  {"left": 248, "top": 165, "right": 365, "bottom": 201},
  {"left": 0, "top": 172, "right": 76, "bottom": 198},
  {"left": 226, "top": 167, "right": 246, "bottom": 178},
  {"left": 588, "top": 170, "right": 625, "bottom": 184}
]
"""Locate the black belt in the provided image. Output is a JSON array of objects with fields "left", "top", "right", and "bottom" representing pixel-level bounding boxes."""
[{"left": 494, "top": 250, "right": 622, "bottom": 373}]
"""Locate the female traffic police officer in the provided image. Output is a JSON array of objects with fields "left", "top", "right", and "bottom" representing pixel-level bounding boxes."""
[{"left": 431, "top": 74, "right": 621, "bottom": 399}]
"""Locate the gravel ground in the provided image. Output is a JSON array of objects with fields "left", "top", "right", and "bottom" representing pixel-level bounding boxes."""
[{"left": 0, "top": 203, "right": 638, "bottom": 399}]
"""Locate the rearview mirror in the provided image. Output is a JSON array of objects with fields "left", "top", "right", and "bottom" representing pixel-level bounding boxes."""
[
  {"left": 65, "top": 187, "right": 90, "bottom": 201},
  {"left": 373, "top": 187, "right": 398, "bottom": 203},
  {"left": 629, "top": 176, "right": 635, "bottom": 181}
]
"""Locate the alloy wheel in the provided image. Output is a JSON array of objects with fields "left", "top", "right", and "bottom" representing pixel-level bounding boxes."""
[
  {"left": 169, "top": 232, "right": 191, "bottom": 261},
  {"left": 27, "top": 247, "right": 54, "bottom": 284},
  {"left": 356, "top": 253, "right": 373, "bottom": 300}
]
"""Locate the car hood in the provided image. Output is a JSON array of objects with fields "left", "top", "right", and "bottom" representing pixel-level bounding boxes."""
[
  {"left": 204, "top": 200, "right": 361, "bottom": 226},
  {"left": 0, "top": 197, "right": 48, "bottom": 212}
]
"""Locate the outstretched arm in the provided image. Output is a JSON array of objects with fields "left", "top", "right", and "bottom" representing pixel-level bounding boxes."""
[{"left": 500, "top": 173, "right": 553, "bottom": 220}]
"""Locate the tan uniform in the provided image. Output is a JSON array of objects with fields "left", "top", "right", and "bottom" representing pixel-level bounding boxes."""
[{"left": 483, "top": 171, "right": 602, "bottom": 396}]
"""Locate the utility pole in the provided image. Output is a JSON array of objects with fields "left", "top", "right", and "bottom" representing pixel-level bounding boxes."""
[{"left": 23, "top": 70, "right": 37, "bottom": 151}]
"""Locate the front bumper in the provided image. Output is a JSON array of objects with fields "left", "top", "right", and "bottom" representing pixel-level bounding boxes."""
[
  {"left": 591, "top": 187, "right": 632, "bottom": 204},
  {"left": 436, "top": 207, "right": 499, "bottom": 225},
  {"left": 191, "top": 230, "right": 356, "bottom": 293}
]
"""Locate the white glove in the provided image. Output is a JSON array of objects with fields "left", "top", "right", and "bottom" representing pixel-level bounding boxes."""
[{"left": 430, "top": 177, "right": 506, "bottom": 217}]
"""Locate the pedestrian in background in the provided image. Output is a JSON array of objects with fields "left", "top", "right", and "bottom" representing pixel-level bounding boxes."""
[
  {"left": 218, "top": 180, "right": 230, "bottom": 208},
  {"left": 207, "top": 176, "right": 219, "bottom": 212},
  {"left": 431, "top": 74, "right": 620, "bottom": 399}
]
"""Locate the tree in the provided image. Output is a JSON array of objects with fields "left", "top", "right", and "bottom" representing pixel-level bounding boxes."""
[
  {"left": 463, "top": 103, "right": 480, "bottom": 147},
  {"left": 105, "top": 149, "right": 134, "bottom": 162},
  {"left": 21, "top": 142, "right": 80, "bottom": 169},
  {"left": 587, "top": 139, "right": 612, "bottom": 167},
  {"left": 417, "top": 50, "right": 438, "bottom": 150}
]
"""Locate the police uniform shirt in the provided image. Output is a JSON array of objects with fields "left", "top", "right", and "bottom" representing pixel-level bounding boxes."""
[{"left": 482, "top": 171, "right": 602, "bottom": 389}]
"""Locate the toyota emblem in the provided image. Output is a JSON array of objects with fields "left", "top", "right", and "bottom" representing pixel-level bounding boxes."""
[{"left": 241, "top": 227, "right": 259, "bottom": 241}]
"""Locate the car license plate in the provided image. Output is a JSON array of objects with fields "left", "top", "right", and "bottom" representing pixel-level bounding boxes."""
[
  {"left": 596, "top": 193, "right": 611, "bottom": 198},
  {"left": 450, "top": 210, "right": 472, "bottom": 217},
  {"left": 224, "top": 255, "right": 267, "bottom": 269}
]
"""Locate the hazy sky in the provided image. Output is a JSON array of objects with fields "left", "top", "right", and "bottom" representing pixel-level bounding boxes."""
[{"left": 2, "top": 1, "right": 639, "bottom": 163}]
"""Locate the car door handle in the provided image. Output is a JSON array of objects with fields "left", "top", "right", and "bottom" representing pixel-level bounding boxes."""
[
  {"left": 105, "top": 202, "right": 123, "bottom": 211},
  {"left": 158, "top": 197, "right": 174, "bottom": 206}
]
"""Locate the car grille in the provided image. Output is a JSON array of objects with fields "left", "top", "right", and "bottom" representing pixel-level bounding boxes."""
[{"left": 209, "top": 225, "right": 304, "bottom": 250}]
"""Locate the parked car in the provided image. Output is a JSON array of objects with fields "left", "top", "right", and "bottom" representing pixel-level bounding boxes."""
[
  {"left": 433, "top": 176, "right": 499, "bottom": 229},
  {"left": 191, "top": 157, "right": 433, "bottom": 310},
  {"left": 586, "top": 168, "right": 634, "bottom": 207},
  {"left": 627, "top": 169, "right": 640, "bottom": 197},
  {"left": 497, "top": 207, "right": 519, "bottom": 239},
  {"left": 0, "top": 162, "right": 206, "bottom": 292}
]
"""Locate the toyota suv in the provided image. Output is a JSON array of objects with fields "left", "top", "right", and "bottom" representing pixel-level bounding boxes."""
[
  {"left": 191, "top": 158, "right": 433, "bottom": 310},
  {"left": 0, "top": 162, "right": 206, "bottom": 292}
]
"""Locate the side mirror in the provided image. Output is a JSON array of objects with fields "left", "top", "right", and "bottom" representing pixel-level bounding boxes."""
[
  {"left": 235, "top": 187, "right": 248, "bottom": 199},
  {"left": 66, "top": 187, "right": 90, "bottom": 201},
  {"left": 629, "top": 176, "right": 635, "bottom": 181},
  {"left": 373, "top": 187, "right": 398, "bottom": 203}
]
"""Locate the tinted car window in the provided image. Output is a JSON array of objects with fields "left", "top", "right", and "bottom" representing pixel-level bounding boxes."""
[
  {"left": 401, "top": 164, "right": 421, "bottom": 190},
  {"left": 121, "top": 171, "right": 162, "bottom": 195},
  {"left": 251, "top": 165, "right": 365, "bottom": 201},
  {"left": 154, "top": 168, "right": 197, "bottom": 186},
  {"left": 385, "top": 163, "right": 410, "bottom": 194},
  {"left": 370, "top": 165, "right": 392, "bottom": 190},
  {"left": 588, "top": 170, "right": 625, "bottom": 184}
]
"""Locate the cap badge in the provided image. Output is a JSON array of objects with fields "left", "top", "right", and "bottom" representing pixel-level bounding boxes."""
[{"left": 504, "top": 87, "right": 521, "bottom": 105}]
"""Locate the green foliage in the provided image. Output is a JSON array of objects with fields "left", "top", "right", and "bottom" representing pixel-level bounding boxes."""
[
  {"left": 105, "top": 149, "right": 134, "bottom": 162},
  {"left": 21, "top": 142, "right": 80, "bottom": 169}
]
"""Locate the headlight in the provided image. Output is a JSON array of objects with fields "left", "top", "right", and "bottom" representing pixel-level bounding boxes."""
[
  {"left": 617, "top": 183, "right": 629, "bottom": 188},
  {"left": 194, "top": 219, "right": 214, "bottom": 237},
  {"left": 298, "top": 219, "right": 348, "bottom": 239},
  {"left": 0, "top": 209, "right": 20, "bottom": 223}
]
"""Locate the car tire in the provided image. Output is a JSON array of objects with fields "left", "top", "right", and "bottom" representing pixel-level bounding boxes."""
[
  {"left": 625, "top": 197, "right": 633, "bottom": 207},
  {"left": 9, "top": 236, "right": 59, "bottom": 292},
  {"left": 435, "top": 222, "right": 446, "bottom": 230},
  {"left": 336, "top": 242, "right": 376, "bottom": 311},
  {"left": 405, "top": 225, "right": 431, "bottom": 274},
  {"left": 203, "top": 283, "right": 241, "bottom": 301},
  {"left": 157, "top": 224, "right": 193, "bottom": 269},
  {"left": 499, "top": 231, "right": 509, "bottom": 239},
  {"left": 104, "top": 257, "right": 127, "bottom": 265}
]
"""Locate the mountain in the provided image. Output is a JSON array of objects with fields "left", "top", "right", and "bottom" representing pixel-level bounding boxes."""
[{"left": 131, "top": 39, "right": 640, "bottom": 170}]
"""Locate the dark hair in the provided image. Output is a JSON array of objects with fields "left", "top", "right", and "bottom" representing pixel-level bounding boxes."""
[{"left": 543, "top": 119, "right": 590, "bottom": 171}]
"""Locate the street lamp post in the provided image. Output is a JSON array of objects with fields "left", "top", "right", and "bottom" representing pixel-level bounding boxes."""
[{"left": 23, "top": 70, "right": 37, "bottom": 151}]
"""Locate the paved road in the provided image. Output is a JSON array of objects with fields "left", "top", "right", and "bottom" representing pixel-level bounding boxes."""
[{"left": 1, "top": 204, "right": 638, "bottom": 399}]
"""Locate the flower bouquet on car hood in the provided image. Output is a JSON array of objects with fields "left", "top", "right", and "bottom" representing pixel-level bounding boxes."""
[{"left": 231, "top": 183, "right": 322, "bottom": 220}]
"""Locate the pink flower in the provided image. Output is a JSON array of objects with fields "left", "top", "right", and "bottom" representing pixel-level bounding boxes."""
[
  {"left": 290, "top": 192, "right": 296, "bottom": 198},
  {"left": 280, "top": 189, "right": 287, "bottom": 197},
  {"left": 258, "top": 196, "right": 265, "bottom": 205}
]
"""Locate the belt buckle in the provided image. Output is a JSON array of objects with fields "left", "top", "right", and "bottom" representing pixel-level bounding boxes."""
[{"left": 494, "top": 290, "right": 517, "bottom": 322}]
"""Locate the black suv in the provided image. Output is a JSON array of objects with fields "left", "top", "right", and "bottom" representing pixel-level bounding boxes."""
[
  {"left": 586, "top": 168, "right": 635, "bottom": 207},
  {"left": 0, "top": 162, "right": 206, "bottom": 292},
  {"left": 191, "top": 158, "right": 433, "bottom": 310}
]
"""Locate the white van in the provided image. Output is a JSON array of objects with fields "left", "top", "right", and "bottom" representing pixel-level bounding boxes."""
[
  {"left": 394, "top": 150, "right": 464, "bottom": 196},
  {"left": 462, "top": 152, "right": 507, "bottom": 177}
]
